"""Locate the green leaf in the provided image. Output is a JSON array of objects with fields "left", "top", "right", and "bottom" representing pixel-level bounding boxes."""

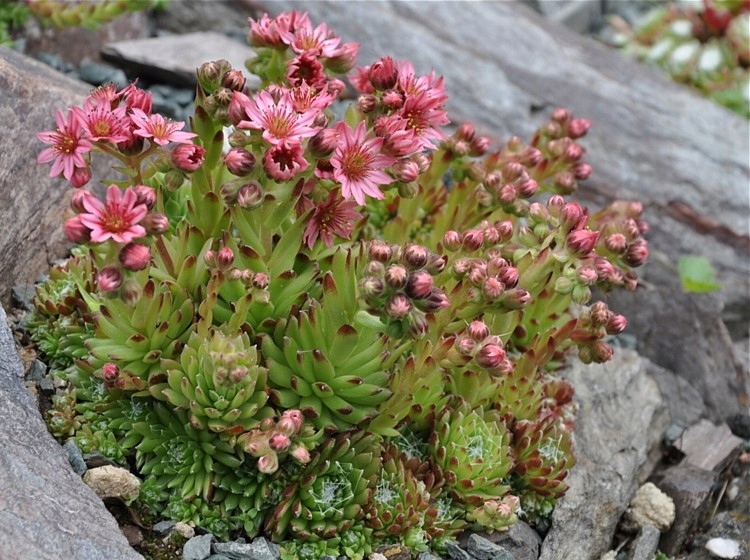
[{"left": 677, "top": 256, "right": 722, "bottom": 293}]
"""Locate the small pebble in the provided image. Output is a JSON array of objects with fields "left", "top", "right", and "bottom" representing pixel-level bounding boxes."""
[
  {"left": 705, "top": 537, "right": 742, "bottom": 559},
  {"left": 82, "top": 465, "right": 140, "bottom": 504},
  {"left": 62, "top": 439, "right": 87, "bottom": 476},
  {"left": 174, "top": 521, "right": 196, "bottom": 539},
  {"left": 152, "top": 520, "right": 176, "bottom": 535}
]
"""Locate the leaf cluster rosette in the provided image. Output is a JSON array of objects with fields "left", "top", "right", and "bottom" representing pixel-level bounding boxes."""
[{"left": 28, "top": 8, "right": 652, "bottom": 557}]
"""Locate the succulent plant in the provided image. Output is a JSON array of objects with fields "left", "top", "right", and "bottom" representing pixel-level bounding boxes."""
[
  {"left": 429, "top": 401, "right": 515, "bottom": 508},
  {"left": 130, "top": 402, "right": 243, "bottom": 502},
  {"left": 265, "top": 430, "right": 381, "bottom": 543},
  {"left": 150, "top": 325, "right": 273, "bottom": 435}
]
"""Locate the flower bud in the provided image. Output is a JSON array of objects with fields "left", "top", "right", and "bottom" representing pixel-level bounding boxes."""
[
  {"left": 456, "top": 335, "right": 476, "bottom": 356},
  {"left": 625, "top": 240, "right": 649, "bottom": 267},
  {"left": 571, "top": 284, "right": 592, "bottom": 305},
  {"left": 552, "top": 108, "right": 572, "bottom": 123},
  {"left": 567, "top": 118, "right": 591, "bottom": 139},
  {"left": 498, "top": 184, "right": 517, "bottom": 205},
  {"left": 224, "top": 147, "right": 256, "bottom": 176},
  {"left": 469, "top": 135, "right": 490, "bottom": 157},
  {"left": 502, "top": 288, "right": 531, "bottom": 309},
  {"left": 308, "top": 128, "right": 339, "bottom": 159},
  {"left": 520, "top": 147, "right": 543, "bottom": 167},
  {"left": 142, "top": 212, "right": 169, "bottom": 234},
  {"left": 70, "top": 166, "right": 92, "bottom": 188},
  {"left": 268, "top": 432, "right": 291, "bottom": 452},
  {"left": 217, "top": 247, "right": 235, "bottom": 269},
  {"left": 170, "top": 143, "right": 205, "bottom": 173},
  {"left": 368, "top": 56, "right": 398, "bottom": 90},
  {"left": 566, "top": 229, "right": 599, "bottom": 257},
  {"left": 237, "top": 182, "right": 264, "bottom": 209},
  {"left": 163, "top": 169, "right": 185, "bottom": 191},
  {"left": 290, "top": 445, "right": 311, "bottom": 464},
  {"left": 468, "top": 263, "right": 488, "bottom": 286},
  {"left": 607, "top": 313, "right": 627, "bottom": 335},
  {"left": 604, "top": 233, "right": 628, "bottom": 254},
  {"left": 97, "top": 266, "right": 122, "bottom": 293},
  {"left": 572, "top": 162, "right": 592, "bottom": 180},
  {"left": 405, "top": 270, "right": 434, "bottom": 299},
  {"left": 360, "top": 276, "right": 384, "bottom": 298},
  {"left": 420, "top": 290, "right": 450, "bottom": 312},
  {"left": 476, "top": 343, "right": 506, "bottom": 369},
  {"left": 119, "top": 243, "right": 151, "bottom": 271},
  {"left": 121, "top": 278, "right": 142, "bottom": 305},
  {"left": 133, "top": 185, "right": 156, "bottom": 210},
  {"left": 518, "top": 179, "right": 538, "bottom": 198},
  {"left": 501, "top": 162, "right": 524, "bottom": 182},
  {"left": 198, "top": 59, "right": 230, "bottom": 93},
  {"left": 63, "top": 215, "right": 91, "bottom": 243},
  {"left": 392, "top": 160, "right": 420, "bottom": 183},
  {"left": 467, "top": 320, "right": 490, "bottom": 342},
  {"left": 369, "top": 240, "right": 392, "bottom": 263},
  {"left": 498, "top": 266, "right": 519, "bottom": 288},
  {"left": 402, "top": 244, "right": 429, "bottom": 269},
  {"left": 101, "top": 362, "right": 119, "bottom": 382},
  {"left": 257, "top": 453, "right": 279, "bottom": 474},
  {"left": 462, "top": 229, "right": 484, "bottom": 251},
  {"left": 397, "top": 181, "right": 420, "bottom": 199},
  {"left": 357, "top": 94, "right": 377, "bottom": 113},
  {"left": 589, "top": 301, "right": 611, "bottom": 327},
  {"left": 408, "top": 311, "right": 429, "bottom": 337},
  {"left": 385, "top": 264, "right": 408, "bottom": 289},
  {"left": 273, "top": 411, "right": 302, "bottom": 436},
  {"left": 386, "top": 293, "right": 412, "bottom": 319},
  {"left": 591, "top": 341, "right": 614, "bottom": 362},
  {"left": 381, "top": 89, "right": 404, "bottom": 110},
  {"left": 222, "top": 69, "right": 246, "bottom": 92},
  {"left": 126, "top": 87, "right": 153, "bottom": 114},
  {"left": 252, "top": 272, "right": 269, "bottom": 290},
  {"left": 443, "top": 230, "right": 463, "bottom": 251},
  {"left": 576, "top": 265, "right": 598, "bottom": 285},
  {"left": 452, "top": 258, "right": 472, "bottom": 277},
  {"left": 482, "top": 277, "right": 505, "bottom": 300}
]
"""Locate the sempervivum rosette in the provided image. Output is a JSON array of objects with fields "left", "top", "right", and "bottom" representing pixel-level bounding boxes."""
[
  {"left": 429, "top": 401, "right": 515, "bottom": 507},
  {"left": 365, "top": 444, "right": 435, "bottom": 547},
  {"left": 86, "top": 279, "right": 195, "bottom": 384},
  {"left": 150, "top": 326, "right": 273, "bottom": 434},
  {"left": 130, "top": 402, "right": 243, "bottom": 502},
  {"left": 512, "top": 411, "right": 575, "bottom": 523},
  {"left": 265, "top": 430, "right": 381, "bottom": 544}
]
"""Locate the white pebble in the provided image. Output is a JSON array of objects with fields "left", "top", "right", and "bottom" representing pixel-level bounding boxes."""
[{"left": 705, "top": 537, "right": 742, "bottom": 559}]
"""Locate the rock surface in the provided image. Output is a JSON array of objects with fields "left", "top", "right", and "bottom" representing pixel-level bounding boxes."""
[
  {"left": 0, "top": 305, "right": 143, "bottom": 560},
  {"left": 539, "top": 349, "right": 669, "bottom": 560}
]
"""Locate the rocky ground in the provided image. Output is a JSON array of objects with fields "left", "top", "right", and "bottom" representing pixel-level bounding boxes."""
[{"left": 1, "top": 1, "right": 748, "bottom": 560}]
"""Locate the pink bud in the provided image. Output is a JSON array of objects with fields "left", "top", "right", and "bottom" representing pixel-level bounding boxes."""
[
  {"left": 405, "top": 270, "right": 434, "bottom": 299},
  {"left": 589, "top": 301, "right": 611, "bottom": 327},
  {"left": 237, "top": 182, "right": 263, "bottom": 209},
  {"left": 133, "top": 185, "right": 156, "bottom": 210},
  {"left": 402, "top": 244, "right": 429, "bottom": 269},
  {"left": 386, "top": 293, "right": 412, "bottom": 319},
  {"left": 496, "top": 220, "right": 514, "bottom": 242},
  {"left": 257, "top": 453, "right": 279, "bottom": 474},
  {"left": 576, "top": 265, "right": 598, "bottom": 285},
  {"left": 268, "top": 432, "right": 291, "bottom": 452},
  {"left": 385, "top": 264, "right": 408, "bottom": 289},
  {"left": 357, "top": 94, "right": 377, "bottom": 113},
  {"left": 498, "top": 184, "right": 517, "bottom": 205},
  {"left": 217, "top": 247, "right": 235, "bottom": 269},
  {"left": 482, "top": 277, "right": 505, "bottom": 300},
  {"left": 518, "top": 179, "right": 538, "bottom": 198},
  {"left": 70, "top": 166, "right": 92, "bottom": 188},
  {"left": 221, "top": 69, "right": 246, "bottom": 92},
  {"left": 484, "top": 172, "right": 501, "bottom": 189},
  {"left": 290, "top": 445, "right": 311, "bottom": 464},
  {"left": 360, "top": 276, "right": 384, "bottom": 298},
  {"left": 469, "top": 135, "right": 490, "bottom": 157},
  {"left": 456, "top": 335, "right": 476, "bottom": 356},
  {"left": 278, "top": 409, "right": 305, "bottom": 434},
  {"left": 605, "top": 233, "right": 628, "bottom": 254},
  {"left": 308, "top": 128, "right": 339, "bottom": 159},
  {"left": 564, "top": 143, "right": 584, "bottom": 163},
  {"left": 606, "top": 313, "right": 627, "bottom": 335},
  {"left": 368, "top": 56, "right": 398, "bottom": 90},
  {"left": 552, "top": 108, "right": 572, "bottom": 123},
  {"left": 502, "top": 162, "right": 524, "bottom": 182},
  {"left": 625, "top": 240, "right": 649, "bottom": 267},
  {"left": 70, "top": 189, "right": 95, "bottom": 213},
  {"left": 567, "top": 118, "right": 591, "bottom": 139},
  {"left": 97, "top": 266, "right": 122, "bottom": 293},
  {"left": 420, "top": 290, "right": 450, "bottom": 312},
  {"left": 591, "top": 341, "right": 614, "bottom": 362},
  {"left": 381, "top": 89, "right": 404, "bottom": 110},
  {"left": 462, "top": 229, "right": 484, "bottom": 251},
  {"left": 63, "top": 215, "right": 91, "bottom": 243},
  {"left": 572, "top": 162, "right": 592, "bottom": 180},
  {"left": 443, "top": 231, "right": 463, "bottom": 251},
  {"left": 456, "top": 122, "right": 476, "bottom": 142},
  {"left": 467, "top": 320, "right": 490, "bottom": 342},
  {"left": 393, "top": 160, "right": 420, "bottom": 183},
  {"left": 142, "top": 213, "right": 169, "bottom": 234},
  {"left": 119, "top": 243, "right": 151, "bottom": 271},
  {"left": 225, "top": 148, "right": 256, "bottom": 176},
  {"left": 252, "top": 272, "right": 269, "bottom": 290},
  {"left": 566, "top": 229, "right": 599, "bottom": 257},
  {"left": 368, "top": 240, "right": 392, "bottom": 263},
  {"left": 502, "top": 288, "right": 531, "bottom": 309},
  {"left": 228, "top": 90, "right": 250, "bottom": 126},
  {"left": 171, "top": 144, "right": 206, "bottom": 173},
  {"left": 101, "top": 362, "right": 119, "bottom": 382},
  {"left": 126, "top": 87, "right": 152, "bottom": 114},
  {"left": 476, "top": 343, "right": 506, "bottom": 369},
  {"left": 497, "top": 266, "right": 519, "bottom": 288}
]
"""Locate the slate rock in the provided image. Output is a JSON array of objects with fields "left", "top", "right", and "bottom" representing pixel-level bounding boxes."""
[
  {"left": 650, "top": 464, "right": 718, "bottom": 555},
  {"left": 727, "top": 413, "right": 750, "bottom": 439},
  {"left": 460, "top": 524, "right": 540, "bottom": 560},
  {"left": 466, "top": 533, "right": 514, "bottom": 560},
  {"left": 152, "top": 0, "right": 256, "bottom": 36},
  {"left": 539, "top": 349, "right": 669, "bottom": 560},
  {"left": 77, "top": 60, "right": 129, "bottom": 87},
  {"left": 101, "top": 31, "right": 261, "bottom": 89},
  {"left": 676, "top": 420, "right": 744, "bottom": 472},
  {"left": 213, "top": 537, "right": 279, "bottom": 560},
  {"left": 152, "top": 519, "right": 176, "bottom": 535},
  {"left": 11, "top": 284, "right": 36, "bottom": 312},
  {"left": 183, "top": 533, "right": 214, "bottom": 560},
  {"left": 0, "top": 304, "right": 143, "bottom": 560},
  {"left": 443, "top": 541, "right": 473, "bottom": 560},
  {"left": 62, "top": 438, "right": 87, "bottom": 476},
  {"left": 630, "top": 524, "right": 661, "bottom": 560}
]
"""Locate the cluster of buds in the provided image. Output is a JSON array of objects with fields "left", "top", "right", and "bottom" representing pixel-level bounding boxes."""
[
  {"left": 360, "top": 240, "right": 449, "bottom": 336},
  {"left": 466, "top": 495, "right": 521, "bottom": 533},
  {"left": 453, "top": 320, "right": 514, "bottom": 376},
  {"left": 570, "top": 300, "right": 628, "bottom": 363},
  {"left": 237, "top": 410, "right": 312, "bottom": 473}
]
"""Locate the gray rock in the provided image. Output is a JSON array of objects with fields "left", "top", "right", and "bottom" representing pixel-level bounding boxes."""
[
  {"left": 728, "top": 413, "right": 750, "bottom": 440},
  {"left": 183, "top": 533, "right": 215, "bottom": 560},
  {"left": 11, "top": 284, "right": 36, "bottom": 312},
  {"left": 62, "top": 439, "right": 87, "bottom": 476},
  {"left": 152, "top": 0, "right": 254, "bottom": 35},
  {"left": 416, "top": 553, "right": 443, "bottom": 560},
  {"left": 444, "top": 540, "right": 473, "bottom": 560},
  {"left": 650, "top": 464, "right": 718, "bottom": 555},
  {"left": 676, "top": 420, "right": 743, "bottom": 472},
  {"left": 26, "top": 359, "right": 48, "bottom": 383},
  {"left": 460, "top": 525, "right": 540, "bottom": 560},
  {"left": 466, "top": 533, "right": 514, "bottom": 560},
  {"left": 34, "top": 51, "right": 73, "bottom": 73},
  {"left": 631, "top": 524, "right": 661, "bottom": 560},
  {"left": 0, "top": 304, "right": 143, "bottom": 560},
  {"left": 101, "top": 32, "right": 261, "bottom": 90},
  {"left": 211, "top": 541, "right": 253, "bottom": 560},
  {"left": 206, "top": 556, "right": 232, "bottom": 560},
  {"left": 212, "top": 537, "right": 280, "bottom": 560},
  {"left": 539, "top": 350, "right": 669, "bottom": 560},
  {"left": 152, "top": 519, "right": 176, "bottom": 535},
  {"left": 647, "top": 361, "right": 706, "bottom": 429},
  {"left": 77, "top": 61, "right": 128, "bottom": 87}
]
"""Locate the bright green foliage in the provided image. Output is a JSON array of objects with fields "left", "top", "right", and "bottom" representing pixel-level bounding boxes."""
[{"left": 678, "top": 255, "right": 722, "bottom": 292}]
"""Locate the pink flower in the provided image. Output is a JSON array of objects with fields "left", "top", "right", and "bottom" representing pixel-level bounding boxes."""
[
  {"left": 129, "top": 108, "right": 196, "bottom": 146},
  {"left": 373, "top": 115, "right": 422, "bottom": 158},
  {"left": 37, "top": 108, "right": 93, "bottom": 182},
  {"left": 79, "top": 185, "right": 148, "bottom": 243},
  {"left": 236, "top": 89, "right": 319, "bottom": 145},
  {"left": 282, "top": 19, "right": 342, "bottom": 58},
  {"left": 72, "top": 101, "right": 130, "bottom": 144},
  {"left": 262, "top": 140, "right": 309, "bottom": 181},
  {"left": 286, "top": 52, "right": 328, "bottom": 88},
  {"left": 349, "top": 65, "right": 375, "bottom": 94},
  {"left": 331, "top": 121, "right": 396, "bottom": 205},
  {"left": 302, "top": 189, "right": 361, "bottom": 249}
]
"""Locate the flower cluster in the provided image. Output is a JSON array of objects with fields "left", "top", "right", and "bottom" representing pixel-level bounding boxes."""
[
  {"left": 614, "top": 0, "right": 749, "bottom": 118},
  {"left": 31, "top": 10, "right": 649, "bottom": 559}
]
